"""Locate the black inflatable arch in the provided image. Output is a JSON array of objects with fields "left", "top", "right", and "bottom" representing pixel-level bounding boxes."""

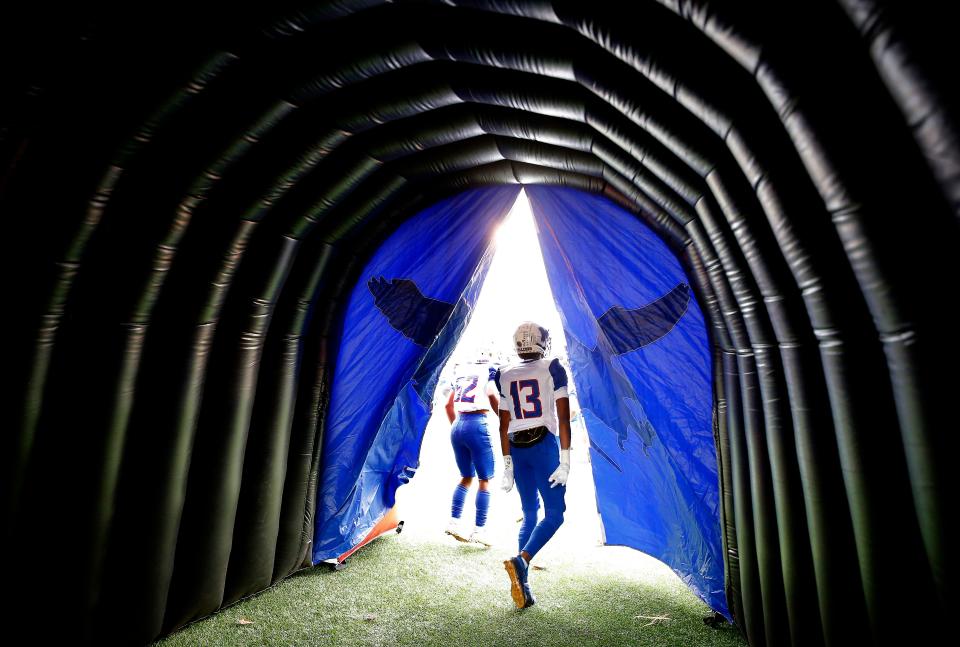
[{"left": 3, "top": 2, "right": 956, "bottom": 645}]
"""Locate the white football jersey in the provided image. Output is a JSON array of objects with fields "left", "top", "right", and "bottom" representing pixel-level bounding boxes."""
[
  {"left": 451, "top": 361, "right": 498, "bottom": 413},
  {"left": 496, "top": 357, "right": 569, "bottom": 436}
]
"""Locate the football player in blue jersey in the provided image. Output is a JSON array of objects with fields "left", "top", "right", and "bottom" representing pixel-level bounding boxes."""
[
  {"left": 497, "top": 322, "right": 571, "bottom": 609},
  {"left": 444, "top": 348, "right": 500, "bottom": 546}
]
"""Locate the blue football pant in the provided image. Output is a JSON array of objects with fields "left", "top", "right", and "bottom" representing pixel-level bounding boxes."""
[
  {"left": 451, "top": 414, "right": 495, "bottom": 481},
  {"left": 512, "top": 432, "right": 566, "bottom": 558}
]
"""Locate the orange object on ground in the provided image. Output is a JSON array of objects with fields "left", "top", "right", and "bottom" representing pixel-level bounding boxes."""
[{"left": 334, "top": 507, "right": 402, "bottom": 564}]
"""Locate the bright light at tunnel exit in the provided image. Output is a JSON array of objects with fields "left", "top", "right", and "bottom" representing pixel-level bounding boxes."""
[
  {"left": 445, "top": 189, "right": 567, "bottom": 367},
  {"left": 405, "top": 189, "right": 604, "bottom": 551}
]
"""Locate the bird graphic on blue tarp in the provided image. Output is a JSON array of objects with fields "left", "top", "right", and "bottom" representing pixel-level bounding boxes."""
[
  {"left": 368, "top": 277, "right": 460, "bottom": 347},
  {"left": 569, "top": 282, "right": 691, "bottom": 472},
  {"left": 368, "top": 276, "right": 470, "bottom": 405}
]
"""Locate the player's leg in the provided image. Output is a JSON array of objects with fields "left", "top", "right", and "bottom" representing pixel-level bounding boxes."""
[
  {"left": 504, "top": 445, "right": 539, "bottom": 609},
  {"left": 466, "top": 416, "right": 495, "bottom": 545},
  {"left": 512, "top": 447, "right": 540, "bottom": 551},
  {"left": 447, "top": 419, "right": 474, "bottom": 541},
  {"left": 505, "top": 437, "right": 563, "bottom": 609},
  {"left": 520, "top": 434, "right": 565, "bottom": 560}
]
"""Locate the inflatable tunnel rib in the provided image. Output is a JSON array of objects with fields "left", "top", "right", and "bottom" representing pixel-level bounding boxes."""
[{"left": 3, "top": 2, "right": 956, "bottom": 645}]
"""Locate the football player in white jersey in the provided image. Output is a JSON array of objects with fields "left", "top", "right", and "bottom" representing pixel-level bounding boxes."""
[
  {"left": 443, "top": 348, "right": 499, "bottom": 546},
  {"left": 496, "top": 322, "right": 571, "bottom": 609}
]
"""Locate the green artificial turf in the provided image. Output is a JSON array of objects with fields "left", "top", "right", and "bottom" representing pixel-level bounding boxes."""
[{"left": 155, "top": 531, "right": 746, "bottom": 647}]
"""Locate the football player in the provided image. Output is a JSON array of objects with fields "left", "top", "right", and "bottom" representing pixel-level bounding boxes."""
[
  {"left": 444, "top": 348, "right": 500, "bottom": 546},
  {"left": 497, "top": 322, "right": 571, "bottom": 609}
]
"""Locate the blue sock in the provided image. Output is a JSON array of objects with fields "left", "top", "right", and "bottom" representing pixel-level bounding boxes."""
[
  {"left": 451, "top": 484, "right": 469, "bottom": 518},
  {"left": 475, "top": 489, "right": 491, "bottom": 527}
]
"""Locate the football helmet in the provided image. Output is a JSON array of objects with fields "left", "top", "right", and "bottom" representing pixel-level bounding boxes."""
[{"left": 513, "top": 321, "right": 550, "bottom": 357}]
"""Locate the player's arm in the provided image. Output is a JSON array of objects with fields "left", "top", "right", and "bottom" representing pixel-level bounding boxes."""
[
  {"left": 548, "top": 359, "right": 572, "bottom": 487},
  {"left": 549, "top": 357, "right": 571, "bottom": 450},
  {"left": 487, "top": 391, "right": 500, "bottom": 413},
  {"left": 485, "top": 366, "right": 499, "bottom": 411},
  {"left": 496, "top": 365, "right": 515, "bottom": 492},
  {"left": 556, "top": 396, "right": 571, "bottom": 451},
  {"left": 498, "top": 410, "right": 512, "bottom": 456},
  {"left": 498, "top": 409, "right": 515, "bottom": 492},
  {"left": 445, "top": 389, "right": 455, "bottom": 424},
  {"left": 494, "top": 367, "right": 510, "bottom": 456},
  {"left": 549, "top": 397, "right": 571, "bottom": 488}
]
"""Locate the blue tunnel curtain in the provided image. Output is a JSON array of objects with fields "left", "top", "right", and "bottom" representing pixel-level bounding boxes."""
[
  {"left": 313, "top": 186, "right": 521, "bottom": 561},
  {"left": 313, "top": 186, "right": 725, "bottom": 617},
  {"left": 527, "top": 187, "right": 726, "bottom": 617}
]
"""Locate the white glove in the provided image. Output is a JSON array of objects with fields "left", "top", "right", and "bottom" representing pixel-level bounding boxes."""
[
  {"left": 548, "top": 449, "right": 571, "bottom": 488},
  {"left": 501, "top": 455, "right": 515, "bottom": 493}
]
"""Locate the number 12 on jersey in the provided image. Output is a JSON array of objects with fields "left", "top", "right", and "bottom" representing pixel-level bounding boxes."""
[
  {"left": 455, "top": 376, "right": 478, "bottom": 403},
  {"left": 509, "top": 379, "right": 543, "bottom": 419}
]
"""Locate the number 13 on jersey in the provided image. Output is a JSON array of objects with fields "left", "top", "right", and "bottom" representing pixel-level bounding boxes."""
[{"left": 509, "top": 379, "right": 543, "bottom": 419}]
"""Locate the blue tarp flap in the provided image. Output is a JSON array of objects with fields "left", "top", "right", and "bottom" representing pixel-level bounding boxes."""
[
  {"left": 526, "top": 186, "right": 728, "bottom": 618},
  {"left": 312, "top": 186, "right": 520, "bottom": 562}
]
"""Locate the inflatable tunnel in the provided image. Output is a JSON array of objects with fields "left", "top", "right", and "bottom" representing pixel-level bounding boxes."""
[{"left": 3, "top": 2, "right": 956, "bottom": 645}]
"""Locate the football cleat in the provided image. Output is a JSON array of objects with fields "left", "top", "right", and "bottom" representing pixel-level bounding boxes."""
[
  {"left": 504, "top": 555, "right": 533, "bottom": 609},
  {"left": 469, "top": 525, "right": 492, "bottom": 547},
  {"left": 445, "top": 518, "right": 470, "bottom": 542}
]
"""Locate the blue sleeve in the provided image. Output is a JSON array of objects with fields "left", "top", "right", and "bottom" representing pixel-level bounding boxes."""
[
  {"left": 488, "top": 366, "right": 497, "bottom": 383},
  {"left": 494, "top": 368, "right": 504, "bottom": 397},
  {"left": 549, "top": 358, "right": 568, "bottom": 391}
]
